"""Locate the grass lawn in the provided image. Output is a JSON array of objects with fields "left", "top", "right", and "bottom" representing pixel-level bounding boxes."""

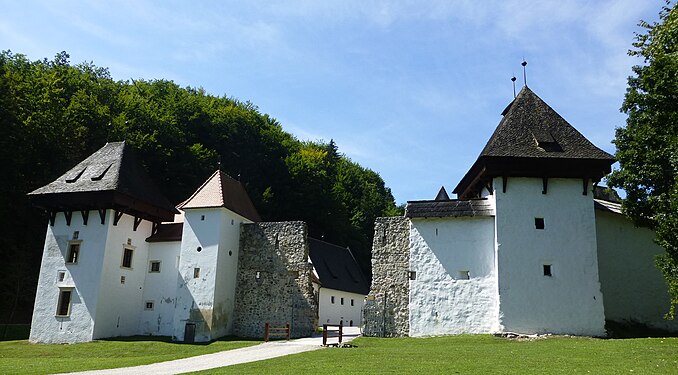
[
  {"left": 0, "top": 336, "right": 259, "bottom": 374},
  {"left": 194, "top": 335, "right": 678, "bottom": 374}
]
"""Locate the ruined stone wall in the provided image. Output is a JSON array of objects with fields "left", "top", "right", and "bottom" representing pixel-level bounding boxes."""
[
  {"left": 363, "top": 216, "right": 410, "bottom": 337},
  {"left": 232, "top": 222, "right": 317, "bottom": 338}
]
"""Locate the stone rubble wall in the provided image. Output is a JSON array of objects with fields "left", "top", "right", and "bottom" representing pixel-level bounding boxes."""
[
  {"left": 232, "top": 222, "right": 317, "bottom": 338},
  {"left": 363, "top": 216, "right": 410, "bottom": 337}
]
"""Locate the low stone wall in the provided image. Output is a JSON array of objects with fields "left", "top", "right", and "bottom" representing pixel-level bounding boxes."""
[
  {"left": 232, "top": 222, "right": 317, "bottom": 339},
  {"left": 363, "top": 216, "right": 410, "bottom": 337}
]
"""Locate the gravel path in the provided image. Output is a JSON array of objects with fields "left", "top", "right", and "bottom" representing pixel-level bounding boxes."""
[{"left": 56, "top": 327, "right": 361, "bottom": 375}]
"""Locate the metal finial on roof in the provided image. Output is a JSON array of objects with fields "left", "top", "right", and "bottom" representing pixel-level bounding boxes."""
[
  {"left": 521, "top": 60, "right": 528, "bottom": 87},
  {"left": 511, "top": 76, "right": 517, "bottom": 98}
]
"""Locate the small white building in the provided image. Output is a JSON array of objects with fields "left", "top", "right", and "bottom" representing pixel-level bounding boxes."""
[
  {"left": 309, "top": 238, "right": 369, "bottom": 327},
  {"left": 28, "top": 142, "right": 366, "bottom": 344},
  {"left": 365, "top": 86, "right": 678, "bottom": 337}
]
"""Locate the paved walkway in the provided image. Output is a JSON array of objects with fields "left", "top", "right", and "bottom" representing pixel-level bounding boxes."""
[{"left": 57, "top": 327, "right": 361, "bottom": 375}]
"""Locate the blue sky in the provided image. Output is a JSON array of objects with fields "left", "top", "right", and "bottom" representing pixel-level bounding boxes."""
[{"left": 0, "top": 1, "right": 662, "bottom": 204}]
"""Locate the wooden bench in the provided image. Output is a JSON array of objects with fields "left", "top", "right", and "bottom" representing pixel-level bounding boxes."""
[
  {"left": 264, "top": 322, "right": 291, "bottom": 342},
  {"left": 322, "top": 322, "right": 343, "bottom": 346}
]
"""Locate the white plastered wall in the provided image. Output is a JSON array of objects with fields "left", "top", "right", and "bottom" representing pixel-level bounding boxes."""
[
  {"left": 139, "top": 240, "right": 181, "bottom": 336},
  {"left": 494, "top": 177, "right": 606, "bottom": 336},
  {"left": 408, "top": 215, "right": 499, "bottom": 336},
  {"left": 30, "top": 211, "right": 108, "bottom": 343},
  {"left": 318, "top": 288, "right": 364, "bottom": 327},
  {"left": 172, "top": 208, "right": 249, "bottom": 342},
  {"left": 596, "top": 210, "right": 678, "bottom": 331},
  {"left": 93, "top": 212, "right": 153, "bottom": 339}
]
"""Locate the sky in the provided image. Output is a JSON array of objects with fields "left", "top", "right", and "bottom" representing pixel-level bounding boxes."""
[{"left": 0, "top": 1, "right": 663, "bottom": 204}]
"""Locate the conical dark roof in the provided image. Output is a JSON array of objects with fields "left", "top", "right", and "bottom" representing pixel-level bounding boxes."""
[
  {"left": 453, "top": 87, "right": 615, "bottom": 199},
  {"left": 435, "top": 186, "right": 450, "bottom": 201},
  {"left": 29, "top": 142, "right": 178, "bottom": 222}
]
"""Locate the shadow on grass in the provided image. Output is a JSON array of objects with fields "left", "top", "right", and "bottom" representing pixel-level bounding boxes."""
[
  {"left": 605, "top": 320, "right": 678, "bottom": 339},
  {"left": 0, "top": 324, "right": 30, "bottom": 341},
  {"left": 99, "top": 335, "right": 262, "bottom": 345}
]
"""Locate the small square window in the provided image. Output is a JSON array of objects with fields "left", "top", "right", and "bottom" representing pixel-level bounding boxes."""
[
  {"left": 121, "top": 247, "right": 134, "bottom": 268},
  {"left": 458, "top": 270, "right": 470, "bottom": 280},
  {"left": 56, "top": 289, "right": 72, "bottom": 316},
  {"left": 149, "top": 261, "right": 161, "bottom": 273},
  {"left": 331, "top": 296, "right": 335, "bottom": 304},
  {"left": 120, "top": 276, "right": 126, "bottom": 284},
  {"left": 145, "top": 301, "right": 154, "bottom": 310},
  {"left": 66, "top": 243, "right": 80, "bottom": 264},
  {"left": 535, "top": 218, "right": 545, "bottom": 230},
  {"left": 194, "top": 268, "right": 200, "bottom": 278},
  {"left": 57, "top": 271, "right": 66, "bottom": 282},
  {"left": 409, "top": 271, "right": 417, "bottom": 280},
  {"left": 543, "top": 264, "right": 552, "bottom": 277}
]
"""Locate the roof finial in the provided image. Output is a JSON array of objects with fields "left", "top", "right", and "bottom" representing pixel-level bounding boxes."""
[
  {"left": 511, "top": 76, "right": 517, "bottom": 98},
  {"left": 521, "top": 60, "right": 528, "bottom": 87}
]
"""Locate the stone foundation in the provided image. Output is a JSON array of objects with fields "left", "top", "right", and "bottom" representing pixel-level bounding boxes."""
[
  {"left": 232, "top": 222, "right": 317, "bottom": 338},
  {"left": 363, "top": 216, "right": 410, "bottom": 337}
]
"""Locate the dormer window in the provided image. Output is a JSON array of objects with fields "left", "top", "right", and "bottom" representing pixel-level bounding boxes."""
[{"left": 532, "top": 130, "right": 563, "bottom": 152}]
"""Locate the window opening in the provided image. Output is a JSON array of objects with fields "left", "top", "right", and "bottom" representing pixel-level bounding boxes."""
[
  {"left": 66, "top": 243, "right": 80, "bottom": 264},
  {"left": 194, "top": 268, "right": 200, "bottom": 278},
  {"left": 145, "top": 301, "right": 154, "bottom": 310},
  {"left": 409, "top": 271, "right": 417, "bottom": 280},
  {"left": 57, "top": 271, "right": 66, "bottom": 282},
  {"left": 121, "top": 247, "right": 134, "bottom": 268},
  {"left": 331, "top": 296, "right": 335, "bottom": 304},
  {"left": 341, "top": 297, "right": 344, "bottom": 305},
  {"left": 535, "top": 218, "right": 545, "bottom": 230},
  {"left": 458, "top": 270, "right": 470, "bottom": 280},
  {"left": 120, "top": 276, "right": 126, "bottom": 284},
  {"left": 149, "top": 261, "right": 161, "bottom": 273},
  {"left": 56, "top": 289, "right": 72, "bottom": 316},
  {"left": 351, "top": 299, "right": 354, "bottom": 306},
  {"left": 543, "top": 264, "right": 552, "bottom": 277}
]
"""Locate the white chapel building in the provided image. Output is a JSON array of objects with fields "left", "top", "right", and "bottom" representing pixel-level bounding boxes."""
[
  {"left": 27, "top": 142, "right": 367, "bottom": 344},
  {"left": 365, "top": 86, "right": 678, "bottom": 337}
]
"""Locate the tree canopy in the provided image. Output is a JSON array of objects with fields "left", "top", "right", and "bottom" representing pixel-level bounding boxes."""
[
  {"left": 608, "top": 2, "right": 678, "bottom": 318},
  {"left": 0, "top": 51, "right": 401, "bottom": 324}
]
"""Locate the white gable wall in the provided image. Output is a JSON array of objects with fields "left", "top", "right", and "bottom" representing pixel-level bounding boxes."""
[
  {"left": 93, "top": 212, "right": 153, "bottom": 339},
  {"left": 318, "top": 288, "right": 364, "bottom": 327},
  {"left": 139, "top": 240, "right": 181, "bottom": 336},
  {"left": 29, "top": 211, "right": 108, "bottom": 343},
  {"left": 494, "top": 177, "right": 606, "bottom": 336},
  {"left": 596, "top": 210, "right": 678, "bottom": 331},
  {"left": 408, "top": 215, "right": 499, "bottom": 336}
]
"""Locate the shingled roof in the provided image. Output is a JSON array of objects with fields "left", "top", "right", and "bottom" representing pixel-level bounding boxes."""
[
  {"left": 453, "top": 86, "right": 615, "bottom": 199},
  {"left": 308, "top": 238, "right": 370, "bottom": 295},
  {"left": 177, "top": 170, "right": 261, "bottom": 222},
  {"left": 28, "top": 141, "right": 178, "bottom": 222},
  {"left": 406, "top": 198, "right": 494, "bottom": 218}
]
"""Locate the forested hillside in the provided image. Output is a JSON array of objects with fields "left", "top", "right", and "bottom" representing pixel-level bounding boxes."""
[{"left": 0, "top": 51, "right": 401, "bottom": 324}]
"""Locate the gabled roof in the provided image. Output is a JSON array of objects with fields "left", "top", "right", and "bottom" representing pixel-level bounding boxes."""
[
  {"left": 406, "top": 198, "right": 494, "bottom": 218},
  {"left": 454, "top": 86, "right": 615, "bottom": 199},
  {"left": 146, "top": 222, "right": 184, "bottom": 242},
  {"left": 177, "top": 170, "right": 261, "bottom": 222},
  {"left": 28, "top": 141, "right": 178, "bottom": 222},
  {"left": 435, "top": 186, "right": 450, "bottom": 201},
  {"left": 308, "top": 238, "right": 370, "bottom": 295}
]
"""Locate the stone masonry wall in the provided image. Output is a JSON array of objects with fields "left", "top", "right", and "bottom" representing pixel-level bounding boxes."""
[
  {"left": 363, "top": 216, "right": 410, "bottom": 337},
  {"left": 232, "top": 222, "right": 317, "bottom": 338}
]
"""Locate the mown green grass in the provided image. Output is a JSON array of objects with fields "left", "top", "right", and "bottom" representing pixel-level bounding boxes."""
[
  {"left": 195, "top": 335, "right": 678, "bottom": 374},
  {"left": 0, "top": 336, "right": 259, "bottom": 374}
]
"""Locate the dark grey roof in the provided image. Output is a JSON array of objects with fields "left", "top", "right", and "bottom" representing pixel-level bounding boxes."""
[
  {"left": 29, "top": 141, "right": 178, "bottom": 222},
  {"left": 454, "top": 87, "right": 615, "bottom": 199},
  {"left": 308, "top": 238, "right": 370, "bottom": 295},
  {"left": 406, "top": 198, "right": 494, "bottom": 218},
  {"left": 435, "top": 186, "right": 450, "bottom": 201},
  {"left": 146, "top": 222, "right": 183, "bottom": 242}
]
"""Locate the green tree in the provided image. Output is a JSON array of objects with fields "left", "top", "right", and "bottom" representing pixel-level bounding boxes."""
[{"left": 608, "top": 2, "right": 678, "bottom": 318}]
